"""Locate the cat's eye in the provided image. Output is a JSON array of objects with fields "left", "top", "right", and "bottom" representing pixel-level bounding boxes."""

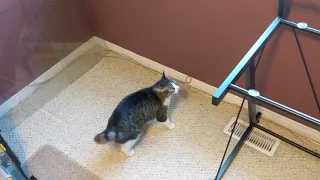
[{"left": 168, "top": 84, "right": 174, "bottom": 90}]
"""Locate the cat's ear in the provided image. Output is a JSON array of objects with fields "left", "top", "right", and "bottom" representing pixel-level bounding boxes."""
[{"left": 162, "top": 70, "right": 168, "bottom": 79}]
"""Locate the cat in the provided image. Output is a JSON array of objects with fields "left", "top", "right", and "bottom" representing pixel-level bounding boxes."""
[{"left": 94, "top": 71, "right": 180, "bottom": 156}]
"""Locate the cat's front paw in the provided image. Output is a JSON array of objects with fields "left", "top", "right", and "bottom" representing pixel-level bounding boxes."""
[
  {"left": 123, "top": 149, "right": 135, "bottom": 157},
  {"left": 167, "top": 122, "right": 175, "bottom": 130}
]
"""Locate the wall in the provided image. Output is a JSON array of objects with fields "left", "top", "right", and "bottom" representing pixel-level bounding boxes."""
[
  {"left": 1, "top": 0, "right": 318, "bottom": 129},
  {"left": 0, "top": 0, "right": 97, "bottom": 105},
  {"left": 88, "top": 0, "right": 320, "bottom": 129}
]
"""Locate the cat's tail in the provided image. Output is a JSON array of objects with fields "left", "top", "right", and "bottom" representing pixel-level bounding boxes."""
[
  {"left": 94, "top": 128, "right": 137, "bottom": 144},
  {"left": 94, "top": 128, "right": 116, "bottom": 144}
]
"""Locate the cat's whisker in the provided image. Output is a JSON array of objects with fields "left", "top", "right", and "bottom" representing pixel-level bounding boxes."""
[{"left": 175, "top": 93, "right": 181, "bottom": 101}]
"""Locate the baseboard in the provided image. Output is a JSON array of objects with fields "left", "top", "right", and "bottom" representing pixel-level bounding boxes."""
[
  {"left": 0, "top": 37, "right": 98, "bottom": 117},
  {"left": 93, "top": 36, "right": 320, "bottom": 143}
]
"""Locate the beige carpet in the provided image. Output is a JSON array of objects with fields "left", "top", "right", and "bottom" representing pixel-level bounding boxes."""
[
  {"left": 23, "top": 145, "right": 101, "bottom": 180},
  {"left": 0, "top": 45, "right": 319, "bottom": 180}
]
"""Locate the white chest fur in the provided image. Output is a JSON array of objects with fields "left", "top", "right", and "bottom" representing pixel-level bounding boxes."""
[{"left": 163, "top": 95, "right": 172, "bottom": 107}]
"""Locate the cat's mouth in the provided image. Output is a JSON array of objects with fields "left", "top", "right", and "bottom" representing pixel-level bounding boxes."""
[{"left": 171, "top": 83, "right": 180, "bottom": 94}]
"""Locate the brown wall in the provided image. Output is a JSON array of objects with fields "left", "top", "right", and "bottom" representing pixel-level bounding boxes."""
[
  {"left": 0, "top": 0, "right": 97, "bottom": 104},
  {"left": 89, "top": 0, "right": 320, "bottom": 128},
  {"left": 1, "top": 0, "right": 318, "bottom": 129}
]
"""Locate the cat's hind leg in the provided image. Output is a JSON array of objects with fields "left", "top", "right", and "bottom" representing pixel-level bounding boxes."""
[{"left": 118, "top": 133, "right": 141, "bottom": 157}]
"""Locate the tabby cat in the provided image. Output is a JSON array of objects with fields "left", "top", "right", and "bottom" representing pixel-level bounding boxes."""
[{"left": 94, "top": 71, "right": 180, "bottom": 156}]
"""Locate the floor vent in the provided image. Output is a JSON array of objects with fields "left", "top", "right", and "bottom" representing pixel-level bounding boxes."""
[{"left": 223, "top": 117, "right": 280, "bottom": 156}]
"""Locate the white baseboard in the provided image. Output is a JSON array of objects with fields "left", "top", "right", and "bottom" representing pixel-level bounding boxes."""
[
  {"left": 93, "top": 36, "right": 320, "bottom": 143},
  {"left": 0, "top": 37, "right": 98, "bottom": 117}
]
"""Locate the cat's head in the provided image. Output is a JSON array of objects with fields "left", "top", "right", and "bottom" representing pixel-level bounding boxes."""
[{"left": 153, "top": 71, "right": 180, "bottom": 95}]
